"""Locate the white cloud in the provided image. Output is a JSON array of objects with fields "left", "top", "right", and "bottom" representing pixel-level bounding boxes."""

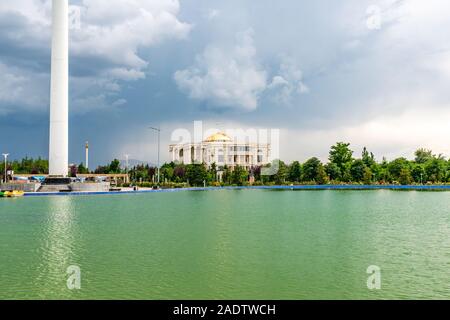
[
  {"left": 72, "top": 0, "right": 191, "bottom": 71},
  {"left": 174, "top": 29, "right": 267, "bottom": 111},
  {"left": 268, "top": 59, "right": 309, "bottom": 105}
]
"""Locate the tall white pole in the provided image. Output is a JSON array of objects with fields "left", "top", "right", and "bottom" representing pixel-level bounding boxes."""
[
  {"left": 157, "top": 127, "right": 160, "bottom": 184},
  {"left": 149, "top": 127, "right": 161, "bottom": 184},
  {"left": 2, "top": 153, "right": 9, "bottom": 183},
  {"left": 125, "top": 154, "right": 129, "bottom": 172},
  {"left": 85, "top": 141, "right": 89, "bottom": 171},
  {"left": 49, "top": 0, "right": 69, "bottom": 177}
]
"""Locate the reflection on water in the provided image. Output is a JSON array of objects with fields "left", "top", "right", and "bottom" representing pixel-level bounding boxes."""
[{"left": 35, "top": 197, "right": 79, "bottom": 297}]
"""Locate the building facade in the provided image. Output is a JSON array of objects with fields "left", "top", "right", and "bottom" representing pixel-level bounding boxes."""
[{"left": 169, "top": 132, "right": 271, "bottom": 169}]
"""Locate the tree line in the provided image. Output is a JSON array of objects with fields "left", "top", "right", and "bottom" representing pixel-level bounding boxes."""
[
  {"left": 96, "top": 143, "right": 450, "bottom": 187},
  {"left": 2, "top": 143, "right": 450, "bottom": 187}
]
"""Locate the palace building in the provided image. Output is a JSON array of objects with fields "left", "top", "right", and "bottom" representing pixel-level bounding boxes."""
[{"left": 169, "top": 132, "right": 271, "bottom": 169}]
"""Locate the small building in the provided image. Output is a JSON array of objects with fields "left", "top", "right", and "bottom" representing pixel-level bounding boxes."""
[{"left": 169, "top": 132, "right": 271, "bottom": 169}]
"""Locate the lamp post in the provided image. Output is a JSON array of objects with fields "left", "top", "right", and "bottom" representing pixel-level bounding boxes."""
[
  {"left": 2, "top": 153, "right": 9, "bottom": 183},
  {"left": 124, "top": 154, "right": 130, "bottom": 172},
  {"left": 148, "top": 126, "right": 161, "bottom": 184}
]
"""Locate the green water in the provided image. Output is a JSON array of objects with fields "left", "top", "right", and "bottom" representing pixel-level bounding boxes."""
[{"left": 1, "top": 190, "right": 450, "bottom": 300}]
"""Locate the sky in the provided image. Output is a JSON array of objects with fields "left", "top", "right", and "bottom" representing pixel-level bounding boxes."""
[{"left": 1, "top": 0, "right": 450, "bottom": 167}]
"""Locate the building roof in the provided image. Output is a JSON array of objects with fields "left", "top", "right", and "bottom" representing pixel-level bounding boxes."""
[{"left": 204, "top": 132, "right": 232, "bottom": 142}]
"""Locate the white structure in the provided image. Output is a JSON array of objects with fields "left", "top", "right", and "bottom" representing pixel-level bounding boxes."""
[
  {"left": 48, "top": 0, "right": 69, "bottom": 177},
  {"left": 169, "top": 132, "right": 271, "bottom": 169},
  {"left": 85, "top": 141, "right": 89, "bottom": 170}
]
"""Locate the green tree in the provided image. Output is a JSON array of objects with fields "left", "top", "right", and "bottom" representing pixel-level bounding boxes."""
[
  {"left": 316, "top": 164, "right": 329, "bottom": 185},
  {"left": 388, "top": 158, "right": 410, "bottom": 181},
  {"left": 411, "top": 164, "right": 426, "bottom": 184},
  {"left": 363, "top": 167, "right": 373, "bottom": 184},
  {"left": 399, "top": 168, "right": 413, "bottom": 185},
  {"left": 329, "top": 142, "right": 354, "bottom": 180},
  {"left": 324, "top": 162, "right": 341, "bottom": 181},
  {"left": 362, "top": 147, "right": 376, "bottom": 167},
  {"left": 302, "top": 157, "right": 322, "bottom": 182},
  {"left": 350, "top": 159, "right": 367, "bottom": 182},
  {"left": 77, "top": 163, "right": 88, "bottom": 174},
  {"left": 108, "top": 159, "right": 121, "bottom": 174},
  {"left": 186, "top": 164, "right": 208, "bottom": 186},
  {"left": 288, "top": 161, "right": 302, "bottom": 182},
  {"left": 414, "top": 148, "right": 434, "bottom": 164},
  {"left": 273, "top": 160, "right": 288, "bottom": 184},
  {"left": 208, "top": 163, "right": 218, "bottom": 182},
  {"left": 425, "top": 158, "right": 446, "bottom": 183},
  {"left": 160, "top": 163, "right": 175, "bottom": 182},
  {"left": 231, "top": 165, "right": 249, "bottom": 185},
  {"left": 222, "top": 165, "right": 232, "bottom": 184}
]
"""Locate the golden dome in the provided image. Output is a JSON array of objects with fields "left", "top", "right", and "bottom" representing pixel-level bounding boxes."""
[{"left": 205, "top": 132, "right": 232, "bottom": 142}]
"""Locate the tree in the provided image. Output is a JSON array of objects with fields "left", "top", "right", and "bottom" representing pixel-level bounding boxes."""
[
  {"left": 425, "top": 158, "right": 446, "bottom": 183},
  {"left": 173, "top": 164, "right": 186, "bottom": 182},
  {"left": 411, "top": 164, "right": 426, "bottom": 184},
  {"left": 414, "top": 148, "right": 434, "bottom": 164},
  {"left": 147, "top": 166, "right": 158, "bottom": 182},
  {"left": 288, "top": 161, "right": 302, "bottom": 182},
  {"left": 316, "top": 164, "right": 329, "bottom": 185},
  {"left": 231, "top": 165, "right": 249, "bottom": 185},
  {"left": 273, "top": 160, "right": 288, "bottom": 184},
  {"left": 222, "top": 165, "right": 232, "bottom": 184},
  {"left": 77, "top": 163, "right": 88, "bottom": 174},
  {"left": 108, "top": 159, "right": 121, "bottom": 174},
  {"left": 399, "top": 168, "right": 413, "bottom": 185},
  {"left": 388, "top": 158, "right": 410, "bottom": 181},
  {"left": 363, "top": 167, "right": 373, "bottom": 184},
  {"left": 362, "top": 147, "right": 376, "bottom": 167},
  {"left": 69, "top": 165, "right": 78, "bottom": 177},
  {"left": 186, "top": 164, "right": 208, "bottom": 186},
  {"left": 250, "top": 166, "right": 261, "bottom": 182},
  {"left": 302, "top": 157, "right": 322, "bottom": 182},
  {"left": 324, "top": 162, "right": 341, "bottom": 181},
  {"left": 329, "top": 142, "right": 354, "bottom": 180},
  {"left": 350, "top": 159, "right": 367, "bottom": 182},
  {"left": 208, "top": 163, "right": 218, "bottom": 182},
  {"left": 160, "top": 163, "right": 175, "bottom": 182}
]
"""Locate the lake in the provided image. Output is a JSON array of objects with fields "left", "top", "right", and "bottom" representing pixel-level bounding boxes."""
[{"left": 1, "top": 189, "right": 450, "bottom": 299}]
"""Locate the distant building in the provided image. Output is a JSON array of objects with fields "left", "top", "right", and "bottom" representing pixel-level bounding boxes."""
[{"left": 169, "top": 132, "right": 271, "bottom": 169}]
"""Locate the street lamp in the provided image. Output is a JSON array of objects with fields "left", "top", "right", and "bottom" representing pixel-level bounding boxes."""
[
  {"left": 148, "top": 126, "right": 161, "bottom": 184},
  {"left": 124, "top": 154, "right": 130, "bottom": 172},
  {"left": 2, "top": 153, "right": 9, "bottom": 183}
]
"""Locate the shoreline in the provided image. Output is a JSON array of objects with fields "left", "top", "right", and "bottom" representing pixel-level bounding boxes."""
[{"left": 17, "top": 184, "right": 450, "bottom": 197}]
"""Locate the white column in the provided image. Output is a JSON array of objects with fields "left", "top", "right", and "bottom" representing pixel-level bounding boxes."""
[
  {"left": 49, "top": 0, "right": 69, "bottom": 177},
  {"left": 85, "top": 142, "right": 89, "bottom": 170}
]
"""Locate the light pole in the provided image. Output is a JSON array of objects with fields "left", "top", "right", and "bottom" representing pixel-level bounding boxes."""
[
  {"left": 149, "top": 126, "right": 161, "bottom": 184},
  {"left": 124, "top": 154, "right": 130, "bottom": 172},
  {"left": 2, "top": 153, "right": 9, "bottom": 183}
]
